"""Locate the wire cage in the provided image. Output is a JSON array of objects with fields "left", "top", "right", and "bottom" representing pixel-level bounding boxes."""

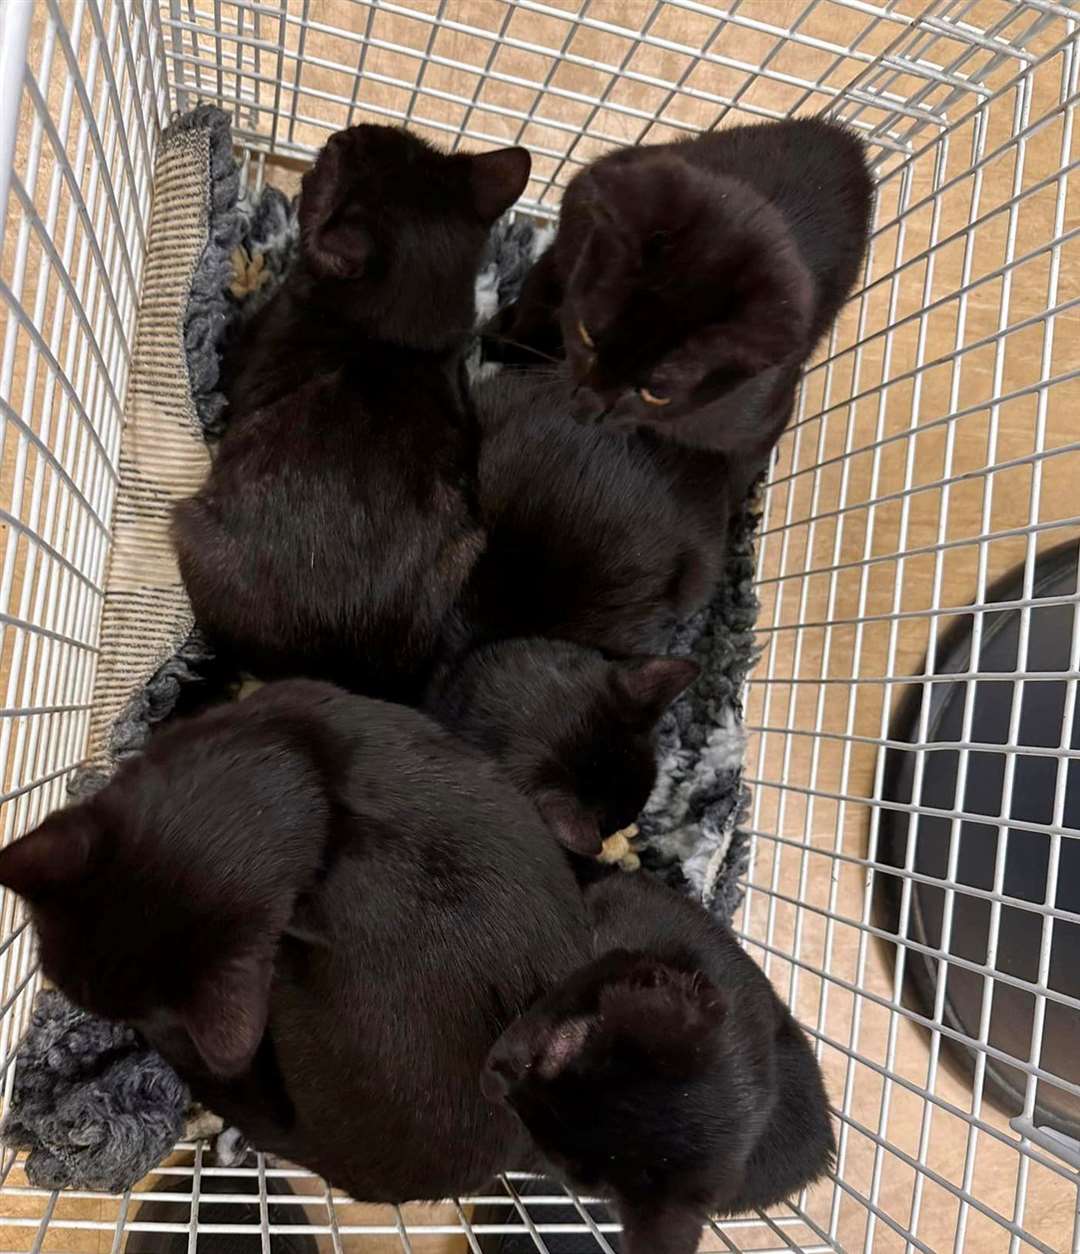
[{"left": 0, "top": 0, "right": 1077, "bottom": 1250}]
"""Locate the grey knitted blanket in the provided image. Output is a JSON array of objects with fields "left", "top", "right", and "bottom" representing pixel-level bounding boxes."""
[{"left": 2, "top": 108, "right": 759, "bottom": 1193}]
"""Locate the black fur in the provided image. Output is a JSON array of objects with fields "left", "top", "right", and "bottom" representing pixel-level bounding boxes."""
[
  {"left": 455, "top": 369, "right": 732, "bottom": 659},
  {"left": 426, "top": 637, "right": 698, "bottom": 855},
  {"left": 173, "top": 126, "right": 531, "bottom": 700},
  {"left": 0, "top": 684, "right": 830, "bottom": 1228},
  {"left": 0, "top": 681, "right": 589, "bottom": 1201},
  {"left": 485, "top": 872, "right": 836, "bottom": 1253},
  {"left": 486, "top": 117, "right": 872, "bottom": 486},
  {"left": 424, "top": 367, "right": 721, "bottom": 855}
]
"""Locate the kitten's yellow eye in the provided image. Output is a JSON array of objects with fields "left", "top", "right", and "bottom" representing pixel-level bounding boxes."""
[
  {"left": 577, "top": 320, "right": 595, "bottom": 350},
  {"left": 638, "top": 386, "right": 671, "bottom": 407}
]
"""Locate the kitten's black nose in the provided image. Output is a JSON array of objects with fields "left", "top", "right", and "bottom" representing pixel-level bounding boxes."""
[
  {"left": 481, "top": 1065, "right": 506, "bottom": 1101},
  {"left": 483, "top": 1036, "right": 534, "bottom": 1100},
  {"left": 481, "top": 1054, "right": 518, "bottom": 1101}
]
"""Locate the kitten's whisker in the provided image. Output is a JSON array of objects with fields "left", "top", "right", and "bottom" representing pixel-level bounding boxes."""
[
  {"left": 283, "top": 924, "right": 333, "bottom": 950},
  {"left": 478, "top": 330, "right": 562, "bottom": 366}
]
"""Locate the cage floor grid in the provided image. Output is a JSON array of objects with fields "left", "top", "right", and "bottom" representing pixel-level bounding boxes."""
[{"left": 0, "top": 2, "right": 1078, "bottom": 1252}]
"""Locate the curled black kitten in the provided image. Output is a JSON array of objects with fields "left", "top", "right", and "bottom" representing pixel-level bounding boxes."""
[
  {"left": 173, "top": 126, "right": 531, "bottom": 700},
  {"left": 425, "top": 367, "right": 716, "bottom": 860},
  {"left": 426, "top": 636, "right": 698, "bottom": 856},
  {"left": 0, "top": 681, "right": 589, "bottom": 1201},
  {"left": 485, "top": 871, "right": 836, "bottom": 1254},
  {"left": 487, "top": 117, "right": 872, "bottom": 486}
]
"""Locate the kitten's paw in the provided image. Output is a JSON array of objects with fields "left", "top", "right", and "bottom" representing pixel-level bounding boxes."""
[
  {"left": 229, "top": 246, "right": 269, "bottom": 299},
  {"left": 213, "top": 1126, "right": 250, "bottom": 1167},
  {"left": 182, "top": 1106, "right": 224, "bottom": 1141},
  {"left": 598, "top": 832, "right": 629, "bottom": 864}
]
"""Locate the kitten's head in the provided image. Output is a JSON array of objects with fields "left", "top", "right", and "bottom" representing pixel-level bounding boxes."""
[
  {"left": 298, "top": 124, "right": 530, "bottom": 347},
  {"left": 483, "top": 949, "right": 739, "bottom": 1253},
  {"left": 0, "top": 694, "right": 332, "bottom": 1078},
  {"left": 431, "top": 640, "right": 698, "bottom": 856},
  {"left": 559, "top": 154, "right": 813, "bottom": 432}
]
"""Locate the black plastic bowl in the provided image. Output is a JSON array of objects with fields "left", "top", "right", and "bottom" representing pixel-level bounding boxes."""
[{"left": 877, "top": 539, "right": 1080, "bottom": 1138}]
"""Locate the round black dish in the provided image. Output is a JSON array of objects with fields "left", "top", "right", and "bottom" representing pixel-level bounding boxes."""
[{"left": 877, "top": 539, "right": 1080, "bottom": 1138}]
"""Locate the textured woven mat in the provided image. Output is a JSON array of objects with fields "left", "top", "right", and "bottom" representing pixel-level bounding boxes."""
[{"left": 72, "top": 107, "right": 237, "bottom": 795}]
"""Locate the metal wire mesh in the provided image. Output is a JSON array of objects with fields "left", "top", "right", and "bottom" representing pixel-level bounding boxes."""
[
  {"left": 0, "top": 0, "right": 168, "bottom": 1218},
  {"left": 0, "top": 1, "right": 1077, "bottom": 1251}
]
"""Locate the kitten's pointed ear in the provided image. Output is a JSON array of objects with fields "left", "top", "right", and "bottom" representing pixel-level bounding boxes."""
[
  {"left": 299, "top": 144, "right": 373, "bottom": 279},
  {"left": 470, "top": 146, "right": 531, "bottom": 223},
  {"left": 485, "top": 1013, "right": 595, "bottom": 1099},
  {"left": 536, "top": 1016, "right": 593, "bottom": 1079},
  {"left": 619, "top": 1198, "right": 707, "bottom": 1254},
  {"left": 0, "top": 813, "right": 94, "bottom": 900},
  {"left": 309, "top": 210, "right": 374, "bottom": 279},
  {"left": 613, "top": 657, "right": 700, "bottom": 722},
  {"left": 182, "top": 950, "right": 274, "bottom": 1079},
  {"left": 600, "top": 959, "right": 726, "bottom": 1055},
  {"left": 535, "top": 793, "right": 602, "bottom": 857}
]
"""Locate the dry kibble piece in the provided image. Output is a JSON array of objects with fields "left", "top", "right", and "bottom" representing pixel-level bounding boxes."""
[
  {"left": 229, "top": 246, "right": 268, "bottom": 298},
  {"left": 598, "top": 823, "right": 639, "bottom": 864},
  {"left": 598, "top": 832, "right": 630, "bottom": 864}
]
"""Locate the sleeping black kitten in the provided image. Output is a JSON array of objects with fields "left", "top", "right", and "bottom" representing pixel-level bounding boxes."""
[
  {"left": 484, "top": 871, "right": 835, "bottom": 1254},
  {"left": 426, "top": 636, "right": 698, "bottom": 856},
  {"left": 452, "top": 369, "right": 732, "bottom": 659},
  {"left": 0, "top": 681, "right": 588, "bottom": 1200},
  {"left": 173, "top": 125, "right": 530, "bottom": 700},
  {"left": 424, "top": 369, "right": 719, "bottom": 858},
  {"left": 486, "top": 117, "right": 872, "bottom": 483}
]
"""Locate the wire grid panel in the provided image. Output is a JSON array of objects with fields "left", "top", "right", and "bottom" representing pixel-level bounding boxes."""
[
  {"left": 0, "top": 1155, "right": 848, "bottom": 1253},
  {"left": 0, "top": 0, "right": 169, "bottom": 1177},
  {"left": 741, "top": 14, "right": 1080, "bottom": 1254},
  {"left": 0, "top": 1, "right": 1078, "bottom": 1253},
  {"left": 161, "top": 0, "right": 1073, "bottom": 210}
]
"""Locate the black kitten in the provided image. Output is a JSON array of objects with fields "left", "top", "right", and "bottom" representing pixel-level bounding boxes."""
[
  {"left": 487, "top": 117, "right": 872, "bottom": 480},
  {"left": 0, "top": 681, "right": 588, "bottom": 1201},
  {"left": 426, "top": 636, "right": 699, "bottom": 856},
  {"left": 484, "top": 871, "right": 835, "bottom": 1254},
  {"left": 425, "top": 370, "right": 717, "bottom": 859},
  {"left": 453, "top": 369, "right": 732, "bottom": 659},
  {"left": 173, "top": 126, "right": 531, "bottom": 700}
]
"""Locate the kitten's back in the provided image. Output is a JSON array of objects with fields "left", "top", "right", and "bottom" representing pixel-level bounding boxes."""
[
  {"left": 460, "top": 370, "right": 728, "bottom": 656},
  {"left": 0, "top": 682, "right": 589, "bottom": 1201},
  {"left": 684, "top": 117, "right": 873, "bottom": 342},
  {"left": 174, "top": 358, "right": 483, "bottom": 699},
  {"left": 733, "top": 1011, "right": 836, "bottom": 1213},
  {"left": 227, "top": 690, "right": 590, "bottom": 1198}
]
